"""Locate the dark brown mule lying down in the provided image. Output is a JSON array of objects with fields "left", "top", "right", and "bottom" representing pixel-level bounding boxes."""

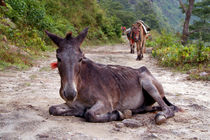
[{"left": 45, "top": 28, "right": 179, "bottom": 125}]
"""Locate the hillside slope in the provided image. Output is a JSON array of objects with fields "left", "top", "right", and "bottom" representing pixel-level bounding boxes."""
[
  {"left": 0, "top": 0, "right": 121, "bottom": 69},
  {"left": 99, "top": 0, "right": 184, "bottom": 31}
]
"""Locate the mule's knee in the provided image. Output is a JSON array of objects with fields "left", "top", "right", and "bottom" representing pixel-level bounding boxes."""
[
  {"left": 84, "top": 111, "right": 98, "bottom": 122},
  {"left": 84, "top": 110, "right": 123, "bottom": 122}
]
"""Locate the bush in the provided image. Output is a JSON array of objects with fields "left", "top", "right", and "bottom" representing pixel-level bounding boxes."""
[
  {"left": 151, "top": 31, "right": 210, "bottom": 70},
  {"left": 1, "top": 0, "right": 123, "bottom": 69}
]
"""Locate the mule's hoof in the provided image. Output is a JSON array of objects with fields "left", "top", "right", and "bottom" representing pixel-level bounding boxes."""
[
  {"left": 155, "top": 114, "right": 166, "bottom": 125},
  {"left": 136, "top": 55, "right": 142, "bottom": 61},
  {"left": 116, "top": 110, "right": 124, "bottom": 120},
  {"left": 136, "top": 57, "right": 140, "bottom": 61}
]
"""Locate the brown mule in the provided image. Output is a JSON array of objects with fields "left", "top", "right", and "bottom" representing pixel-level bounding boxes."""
[{"left": 131, "top": 21, "right": 150, "bottom": 60}]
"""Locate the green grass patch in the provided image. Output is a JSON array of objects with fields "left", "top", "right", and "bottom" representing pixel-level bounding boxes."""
[{"left": 147, "top": 31, "right": 210, "bottom": 81}]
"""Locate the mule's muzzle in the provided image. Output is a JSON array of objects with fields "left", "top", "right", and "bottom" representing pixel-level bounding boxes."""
[{"left": 63, "top": 89, "right": 77, "bottom": 101}]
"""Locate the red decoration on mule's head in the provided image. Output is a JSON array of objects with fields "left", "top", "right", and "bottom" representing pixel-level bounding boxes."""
[{"left": 51, "top": 62, "right": 57, "bottom": 69}]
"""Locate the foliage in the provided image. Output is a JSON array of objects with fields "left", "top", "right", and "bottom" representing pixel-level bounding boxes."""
[
  {"left": 189, "top": 0, "right": 210, "bottom": 42},
  {"left": 98, "top": 0, "right": 135, "bottom": 28},
  {"left": 0, "top": 0, "right": 122, "bottom": 69},
  {"left": 153, "top": 0, "right": 184, "bottom": 32},
  {"left": 148, "top": 31, "right": 209, "bottom": 80},
  {"left": 98, "top": 0, "right": 184, "bottom": 31},
  {"left": 134, "top": 0, "right": 161, "bottom": 31}
]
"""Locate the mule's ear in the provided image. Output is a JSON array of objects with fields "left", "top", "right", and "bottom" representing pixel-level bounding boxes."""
[
  {"left": 45, "top": 30, "right": 63, "bottom": 47},
  {"left": 76, "top": 27, "right": 89, "bottom": 45}
]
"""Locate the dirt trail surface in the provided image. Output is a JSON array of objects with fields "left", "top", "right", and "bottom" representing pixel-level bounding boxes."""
[{"left": 0, "top": 41, "right": 210, "bottom": 140}]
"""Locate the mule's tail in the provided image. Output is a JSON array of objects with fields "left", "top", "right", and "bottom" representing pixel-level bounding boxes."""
[{"left": 163, "top": 96, "right": 183, "bottom": 112}]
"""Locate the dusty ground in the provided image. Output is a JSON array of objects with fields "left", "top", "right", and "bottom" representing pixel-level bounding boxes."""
[{"left": 0, "top": 40, "right": 210, "bottom": 140}]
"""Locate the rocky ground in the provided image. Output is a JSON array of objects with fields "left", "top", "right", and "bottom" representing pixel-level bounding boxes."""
[{"left": 0, "top": 41, "right": 209, "bottom": 140}]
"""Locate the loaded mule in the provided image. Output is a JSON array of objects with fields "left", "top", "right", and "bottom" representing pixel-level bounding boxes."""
[
  {"left": 131, "top": 20, "right": 150, "bottom": 60},
  {"left": 125, "top": 27, "right": 135, "bottom": 54}
]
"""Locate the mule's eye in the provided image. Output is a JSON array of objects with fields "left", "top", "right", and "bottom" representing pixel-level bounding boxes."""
[{"left": 57, "top": 57, "right": 61, "bottom": 62}]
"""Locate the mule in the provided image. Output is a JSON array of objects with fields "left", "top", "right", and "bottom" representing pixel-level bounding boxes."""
[
  {"left": 45, "top": 28, "right": 179, "bottom": 125},
  {"left": 125, "top": 28, "right": 135, "bottom": 54},
  {"left": 131, "top": 21, "right": 150, "bottom": 60},
  {"left": 121, "top": 26, "right": 126, "bottom": 35}
]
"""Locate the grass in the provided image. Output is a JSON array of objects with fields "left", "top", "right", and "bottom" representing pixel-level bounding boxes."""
[{"left": 147, "top": 31, "right": 210, "bottom": 81}]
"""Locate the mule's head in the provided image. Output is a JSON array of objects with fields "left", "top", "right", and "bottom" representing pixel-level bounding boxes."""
[
  {"left": 131, "top": 24, "right": 141, "bottom": 42},
  {"left": 45, "top": 28, "right": 88, "bottom": 101}
]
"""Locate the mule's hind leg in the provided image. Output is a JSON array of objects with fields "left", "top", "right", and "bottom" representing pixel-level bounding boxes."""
[
  {"left": 84, "top": 101, "right": 123, "bottom": 122},
  {"left": 132, "top": 105, "right": 162, "bottom": 114},
  {"left": 140, "top": 79, "right": 174, "bottom": 124},
  {"left": 132, "top": 44, "right": 135, "bottom": 53},
  {"left": 136, "top": 42, "right": 143, "bottom": 60},
  {"left": 130, "top": 44, "right": 135, "bottom": 54},
  {"left": 49, "top": 103, "right": 85, "bottom": 117},
  {"left": 163, "top": 96, "right": 180, "bottom": 112}
]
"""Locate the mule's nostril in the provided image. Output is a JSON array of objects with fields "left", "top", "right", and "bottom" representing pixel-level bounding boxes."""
[{"left": 63, "top": 89, "right": 77, "bottom": 101}]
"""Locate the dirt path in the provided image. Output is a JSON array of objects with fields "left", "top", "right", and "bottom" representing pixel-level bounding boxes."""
[{"left": 0, "top": 41, "right": 210, "bottom": 140}]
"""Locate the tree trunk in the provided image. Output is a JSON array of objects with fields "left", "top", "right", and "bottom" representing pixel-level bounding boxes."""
[
  {"left": 179, "top": 0, "right": 195, "bottom": 45},
  {"left": 0, "top": 0, "right": 6, "bottom": 7}
]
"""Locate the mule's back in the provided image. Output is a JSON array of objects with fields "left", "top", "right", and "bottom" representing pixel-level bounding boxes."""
[{"left": 80, "top": 59, "right": 145, "bottom": 110}]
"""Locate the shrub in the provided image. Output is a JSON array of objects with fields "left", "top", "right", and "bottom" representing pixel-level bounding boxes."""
[
  {"left": 151, "top": 31, "right": 210, "bottom": 71},
  {"left": 1, "top": 0, "right": 122, "bottom": 69}
]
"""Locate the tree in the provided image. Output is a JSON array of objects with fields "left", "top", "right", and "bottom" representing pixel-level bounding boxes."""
[
  {"left": 98, "top": 0, "right": 135, "bottom": 27},
  {"left": 189, "top": 0, "right": 210, "bottom": 42},
  {"left": 135, "top": 0, "right": 160, "bottom": 31},
  {"left": 179, "top": 0, "right": 195, "bottom": 45}
]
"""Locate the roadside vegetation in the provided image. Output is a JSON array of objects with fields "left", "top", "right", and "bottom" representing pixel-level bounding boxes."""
[
  {"left": 0, "top": 0, "right": 209, "bottom": 81},
  {"left": 146, "top": 31, "right": 209, "bottom": 80},
  {"left": 0, "top": 0, "right": 122, "bottom": 70},
  {"left": 146, "top": 0, "right": 209, "bottom": 81}
]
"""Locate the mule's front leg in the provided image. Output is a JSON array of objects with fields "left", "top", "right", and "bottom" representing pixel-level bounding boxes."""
[
  {"left": 136, "top": 42, "right": 143, "bottom": 60},
  {"left": 49, "top": 103, "right": 85, "bottom": 117},
  {"left": 141, "top": 79, "right": 174, "bottom": 125},
  {"left": 84, "top": 101, "right": 123, "bottom": 123}
]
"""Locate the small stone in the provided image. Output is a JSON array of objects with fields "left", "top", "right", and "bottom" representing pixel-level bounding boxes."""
[
  {"left": 36, "top": 134, "right": 49, "bottom": 138},
  {"left": 150, "top": 133, "right": 158, "bottom": 138},
  {"left": 187, "top": 69, "right": 197, "bottom": 74},
  {"left": 112, "top": 127, "right": 121, "bottom": 132},
  {"left": 123, "top": 109, "right": 132, "bottom": 119},
  {"left": 115, "top": 122, "right": 124, "bottom": 128},
  {"left": 190, "top": 137, "right": 198, "bottom": 140},
  {"left": 143, "top": 133, "right": 158, "bottom": 140},
  {"left": 199, "top": 72, "right": 208, "bottom": 77},
  {"left": 122, "top": 119, "right": 141, "bottom": 128}
]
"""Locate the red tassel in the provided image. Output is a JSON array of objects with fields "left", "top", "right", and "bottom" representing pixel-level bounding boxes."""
[{"left": 51, "top": 62, "right": 57, "bottom": 69}]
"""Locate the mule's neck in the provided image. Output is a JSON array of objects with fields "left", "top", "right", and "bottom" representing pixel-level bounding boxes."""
[{"left": 76, "top": 58, "right": 97, "bottom": 88}]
